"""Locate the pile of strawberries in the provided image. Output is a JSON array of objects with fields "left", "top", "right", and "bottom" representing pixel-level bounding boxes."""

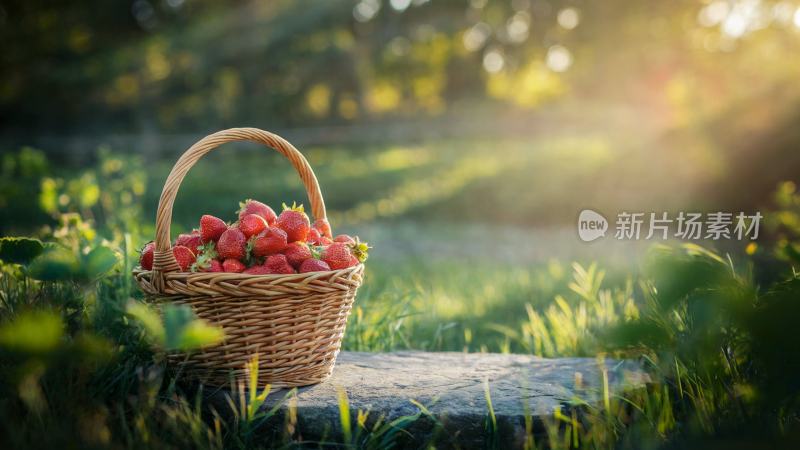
[{"left": 138, "top": 199, "right": 368, "bottom": 274}]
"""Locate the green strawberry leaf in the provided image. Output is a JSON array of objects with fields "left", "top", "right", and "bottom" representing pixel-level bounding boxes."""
[
  {"left": 281, "top": 201, "right": 305, "bottom": 213},
  {"left": 244, "top": 236, "right": 261, "bottom": 267},
  {"left": 191, "top": 242, "right": 218, "bottom": 272},
  {"left": 350, "top": 237, "right": 371, "bottom": 263}
]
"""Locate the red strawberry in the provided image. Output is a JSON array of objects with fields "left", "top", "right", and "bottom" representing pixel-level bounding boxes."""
[
  {"left": 238, "top": 199, "right": 277, "bottom": 225},
  {"left": 239, "top": 214, "right": 268, "bottom": 238},
  {"left": 205, "top": 259, "right": 223, "bottom": 272},
  {"left": 333, "top": 234, "right": 355, "bottom": 245},
  {"left": 243, "top": 265, "right": 271, "bottom": 275},
  {"left": 222, "top": 258, "right": 246, "bottom": 273},
  {"left": 173, "top": 245, "right": 196, "bottom": 271},
  {"left": 276, "top": 203, "right": 310, "bottom": 243},
  {"left": 139, "top": 241, "right": 155, "bottom": 270},
  {"left": 283, "top": 242, "right": 313, "bottom": 268},
  {"left": 265, "top": 254, "right": 296, "bottom": 274},
  {"left": 217, "top": 228, "right": 246, "bottom": 260},
  {"left": 176, "top": 232, "right": 203, "bottom": 254},
  {"left": 251, "top": 227, "right": 288, "bottom": 257},
  {"left": 319, "top": 236, "right": 334, "bottom": 246},
  {"left": 200, "top": 215, "right": 227, "bottom": 242},
  {"left": 307, "top": 228, "right": 322, "bottom": 245},
  {"left": 322, "top": 243, "right": 359, "bottom": 270},
  {"left": 312, "top": 218, "right": 332, "bottom": 238},
  {"left": 299, "top": 259, "right": 331, "bottom": 273}
]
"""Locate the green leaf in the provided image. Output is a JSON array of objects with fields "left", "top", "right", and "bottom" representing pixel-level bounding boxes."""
[
  {"left": 83, "top": 246, "right": 119, "bottom": 279},
  {"left": 27, "top": 246, "right": 80, "bottom": 281},
  {"left": 126, "top": 301, "right": 165, "bottom": 345},
  {"left": 191, "top": 242, "right": 218, "bottom": 272},
  {"left": 0, "top": 237, "right": 45, "bottom": 265},
  {"left": 163, "top": 304, "right": 197, "bottom": 350},
  {"left": 0, "top": 310, "right": 64, "bottom": 354},
  {"left": 177, "top": 320, "right": 224, "bottom": 350},
  {"left": 127, "top": 303, "right": 223, "bottom": 351}
]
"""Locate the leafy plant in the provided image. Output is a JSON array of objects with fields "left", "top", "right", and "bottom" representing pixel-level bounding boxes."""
[
  {"left": 0, "top": 237, "right": 44, "bottom": 265},
  {"left": 126, "top": 302, "right": 223, "bottom": 352}
]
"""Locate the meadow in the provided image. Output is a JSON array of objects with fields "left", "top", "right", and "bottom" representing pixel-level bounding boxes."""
[
  {"left": 5, "top": 0, "right": 800, "bottom": 447},
  {"left": 2, "top": 138, "right": 800, "bottom": 449}
]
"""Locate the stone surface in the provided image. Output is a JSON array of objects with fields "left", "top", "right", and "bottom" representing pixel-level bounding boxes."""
[{"left": 207, "top": 351, "right": 649, "bottom": 448}]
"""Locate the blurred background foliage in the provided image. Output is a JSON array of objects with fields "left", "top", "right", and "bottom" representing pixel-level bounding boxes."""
[
  {"left": 2, "top": 0, "right": 800, "bottom": 230},
  {"left": 4, "top": 0, "right": 800, "bottom": 132}
]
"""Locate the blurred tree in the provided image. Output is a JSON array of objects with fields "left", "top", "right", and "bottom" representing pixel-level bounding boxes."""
[{"left": 1, "top": 0, "right": 800, "bottom": 141}]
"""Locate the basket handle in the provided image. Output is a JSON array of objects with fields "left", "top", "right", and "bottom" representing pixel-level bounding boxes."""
[{"left": 151, "top": 128, "right": 327, "bottom": 288}]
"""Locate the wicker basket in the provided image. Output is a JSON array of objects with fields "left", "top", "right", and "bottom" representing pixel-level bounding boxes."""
[{"left": 133, "top": 128, "right": 364, "bottom": 387}]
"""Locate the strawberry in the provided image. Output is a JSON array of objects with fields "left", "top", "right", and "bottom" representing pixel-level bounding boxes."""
[
  {"left": 276, "top": 202, "right": 310, "bottom": 243},
  {"left": 238, "top": 199, "right": 277, "bottom": 225},
  {"left": 173, "top": 245, "right": 196, "bottom": 271},
  {"left": 222, "top": 258, "right": 246, "bottom": 273},
  {"left": 217, "top": 227, "right": 246, "bottom": 260},
  {"left": 283, "top": 241, "right": 312, "bottom": 268},
  {"left": 321, "top": 243, "right": 358, "bottom": 270},
  {"left": 243, "top": 265, "right": 271, "bottom": 275},
  {"left": 333, "top": 234, "right": 355, "bottom": 245},
  {"left": 299, "top": 259, "right": 331, "bottom": 273},
  {"left": 307, "top": 228, "right": 323, "bottom": 245},
  {"left": 176, "top": 232, "right": 203, "bottom": 254},
  {"left": 139, "top": 241, "right": 155, "bottom": 270},
  {"left": 250, "top": 227, "right": 288, "bottom": 257},
  {"left": 200, "top": 215, "right": 227, "bottom": 243},
  {"left": 239, "top": 213, "right": 268, "bottom": 238},
  {"left": 319, "top": 236, "right": 334, "bottom": 246},
  {"left": 265, "top": 254, "right": 295, "bottom": 274},
  {"left": 312, "top": 218, "right": 332, "bottom": 238},
  {"left": 205, "top": 259, "right": 223, "bottom": 272}
]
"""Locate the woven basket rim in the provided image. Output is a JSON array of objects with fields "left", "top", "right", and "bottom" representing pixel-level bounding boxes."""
[
  {"left": 133, "top": 263, "right": 365, "bottom": 298},
  {"left": 133, "top": 263, "right": 363, "bottom": 281}
]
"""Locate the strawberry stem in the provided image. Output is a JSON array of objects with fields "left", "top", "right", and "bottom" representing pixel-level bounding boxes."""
[
  {"left": 281, "top": 201, "right": 305, "bottom": 213},
  {"left": 349, "top": 237, "right": 371, "bottom": 263},
  {"left": 190, "top": 242, "right": 218, "bottom": 272}
]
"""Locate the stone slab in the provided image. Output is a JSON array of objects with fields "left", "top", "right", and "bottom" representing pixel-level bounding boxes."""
[{"left": 207, "top": 351, "right": 649, "bottom": 448}]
